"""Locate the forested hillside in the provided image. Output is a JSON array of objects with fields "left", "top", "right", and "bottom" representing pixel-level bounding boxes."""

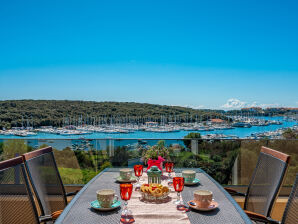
[{"left": 0, "top": 100, "right": 226, "bottom": 128}]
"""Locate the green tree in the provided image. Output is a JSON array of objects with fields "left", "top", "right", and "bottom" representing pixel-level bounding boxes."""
[
  {"left": 1, "top": 140, "right": 29, "bottom": 160},
  {"left": 111, "top": 146, "right": 129, "bottom": 166},
  {"left": 282, "top": 128, "right": 298, "bottom": 139},
  {"left": 141, "top": 140, "right": 171, "bottom": 164},
  {"left": 0, "top": 100, "right": 227, "bottom": 128},
  {"left": 183, "top": 132, "right": 201, "bottom": 149},
  {"left": 0, "top": 142, "right": 3, "bottom": 155}
]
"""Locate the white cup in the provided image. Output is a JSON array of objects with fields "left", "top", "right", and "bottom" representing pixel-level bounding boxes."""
[
  {"left": 194, "top": 190, "right": 213, "bottom": 208},
  {"left": 96, "top": 189, "right": 119, "bottom": 208}
]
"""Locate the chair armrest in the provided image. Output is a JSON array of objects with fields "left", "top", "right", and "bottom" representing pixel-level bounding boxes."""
[
  {"left": 52, "top": 210, "right": 63, "bottom": 220},
  {"left": 267, "top": 217, "right": 280, "bottom": 224},
  {"left": 66, "top": 190, "right": 79, "bottom": 197},
  {"left": 244, "top": 210, "right": 280, "bottom": 224},
  {"left": 39, "top": 215, "right": 53, "bottom": 223},
  {"left": 39, "top": 210, "right": 64, "bottom": 222},
  {"left": 224, "top": 187, "right": 246, "bottom": 196}
]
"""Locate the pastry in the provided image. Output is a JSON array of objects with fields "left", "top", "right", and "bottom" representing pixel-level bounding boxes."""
[
  {"left": 154, "top": 188, "right": 163, "bottom": 197},
  {"left": 140, "top": 183, "right": 168, "bottom": 198},
  {"left": 162, "top": 186, "right": 169, "bottom": 193}
]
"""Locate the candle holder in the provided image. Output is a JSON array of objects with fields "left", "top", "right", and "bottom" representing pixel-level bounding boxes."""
[{"left": 147, "top": 166, "right": 162, "bottom": 184}]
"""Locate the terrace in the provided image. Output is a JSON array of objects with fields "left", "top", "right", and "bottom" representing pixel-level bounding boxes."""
[{"left": 0, "top": 138, "right": 297, "bottom": 223}]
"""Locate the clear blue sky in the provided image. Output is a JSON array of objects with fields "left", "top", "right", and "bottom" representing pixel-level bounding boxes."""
[{"left": 0, "top": 0, "right": 297, "bottom": 109}]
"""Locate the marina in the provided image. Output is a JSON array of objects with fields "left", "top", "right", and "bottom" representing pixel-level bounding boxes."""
[{"left": 0, "top": 116, "right": 296, "bottom": 139}]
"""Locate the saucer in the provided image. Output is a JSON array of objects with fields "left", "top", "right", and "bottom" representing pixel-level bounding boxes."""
[
  {"left": 184, "top": 178, "right": 200, "bottom": 186},
  {"left": 187, "top": 200, "right": 219, "bottom": 211},
  {"left": 91, "top": 200, "right": 121, "bottom": 211},
  {"left": 116, "top": 176, "right": 137, "bottom": 183}
]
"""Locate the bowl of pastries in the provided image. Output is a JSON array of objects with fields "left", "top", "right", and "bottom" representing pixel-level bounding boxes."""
[{"left": 140, "top": 183, "right": 170, "bottom": 201}]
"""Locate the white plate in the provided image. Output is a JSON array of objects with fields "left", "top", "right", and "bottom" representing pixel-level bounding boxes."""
[
  {"left": 116, "top": 176, "right": 137, "bottom": 183},
  {"left": 187, "top": 200, "right": 219, "bottom": 211},
  {"left": 184, "top": 178, "right": 200, "bottom": 186}
]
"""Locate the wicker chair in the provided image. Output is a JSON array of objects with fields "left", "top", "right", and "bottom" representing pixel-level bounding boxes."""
[
  {"left": 225, "top": 146, "right": 291, "bottom": 222},
  {"left": 0, "top": 157, "right": 52, "bottom": 224},
  {"left": 22, "top": 147, "right": 78, "bottom": 221}
]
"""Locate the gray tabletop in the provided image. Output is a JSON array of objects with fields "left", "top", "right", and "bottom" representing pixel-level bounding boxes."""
[{"left": 56, "top": 168, "right": 252, "bottom": 224}]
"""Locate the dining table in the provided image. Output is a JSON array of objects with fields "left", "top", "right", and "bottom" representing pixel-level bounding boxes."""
[{"left": 55, "top": 167, "right": 252, "bottom": 224}]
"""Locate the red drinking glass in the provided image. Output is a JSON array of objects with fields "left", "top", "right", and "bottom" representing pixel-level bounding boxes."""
[
  {"left": 165, "top": 162, "right": 174, "bottom": 184},
  {"left": 165, "top": 162, "right": 174, "bottom": 173},
  {"left": 120, "top": 184, "right": 133, "bottom": 216},
  {"left": 134, "top": 165, "right": 143, "bottom": 189},
  {"left": 173, "top": 177, "right": 184, "bottom": 205},
  {"left": 134, "top": 165, "right": 143, "bottom": 177},
  {"left": 120, "top": 184, "right": 133, "bottom": 200}
]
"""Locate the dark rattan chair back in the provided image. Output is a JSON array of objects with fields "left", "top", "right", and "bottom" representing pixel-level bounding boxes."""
[
  {"left": 22, "top": 147, "right": 67, "bottom": 216},
  {"left": 282, "top": 174, "right": 298, "bottom": 224},
  {"left": 0, "top": 157, "right": 39, "bottom": 224},
  {"left": 244, "top": 146, "right": 290, "bottom": 217}
]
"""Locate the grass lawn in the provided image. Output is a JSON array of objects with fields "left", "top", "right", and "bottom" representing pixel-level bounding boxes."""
[{"left": 59, "top": 167, "right": 97, "bottom": 184}]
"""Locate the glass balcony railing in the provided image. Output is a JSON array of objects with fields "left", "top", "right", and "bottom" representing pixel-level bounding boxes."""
[{"left": 0, "top": 138, "right": 297, "bottom": 190}]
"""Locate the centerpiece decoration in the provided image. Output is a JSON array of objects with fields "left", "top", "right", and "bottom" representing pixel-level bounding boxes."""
[
  {"left": 142, "top": 140, "right": 170, "bottom": 172},
  {"left": 147, "top": 166, "right": 162, "bottom": 184}
]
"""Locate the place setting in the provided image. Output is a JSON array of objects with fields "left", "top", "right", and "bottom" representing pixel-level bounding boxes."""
[
  {"left": 171, "top": 176, "right": 219, "bottom": 213},
  {"left": 169, "top": 169, "right": 218, "bottom": 215},
  {"left": 187, "top": 190, "right": 219, "bottom": 212},
  {"left": 90, "top": 189, "right": 121, "bottom": 212},
  {"left": 165, "top": 163, "right": 200, "bottom": 187},
  {"left": 91, "top": 167, "right": 143, "bottom": 223},
  {"left": 116, "top": 168, "right": 137, "bottom": 183},
  {"left": 182, "top": 170, "right": 200, "bottom": 186},
  {"left": 90, "top": 183, "right": 135, "bottom": 223}
]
